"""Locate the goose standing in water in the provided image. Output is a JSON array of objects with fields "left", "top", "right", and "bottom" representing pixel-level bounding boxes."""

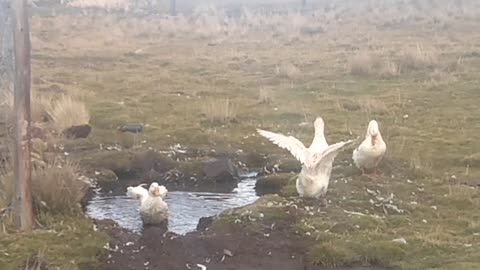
[
  {"left": 352, "top": 120, "right": 386, "bottom": 178},
  {"left": 126, "top": 182, "right": 169, "bottom": 225},
  {"left": 126, "top": 183, "right": 149, "bottom": 202},
  {"left": 257, "top": 117, "right": 356, "bottom": 205}
]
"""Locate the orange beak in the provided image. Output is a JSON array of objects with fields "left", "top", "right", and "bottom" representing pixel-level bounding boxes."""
[{"left": 371, "top": 135, "right": 378, "bottom": 146}]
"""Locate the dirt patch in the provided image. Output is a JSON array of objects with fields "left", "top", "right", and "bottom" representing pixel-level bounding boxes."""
[{"left": 96, "top": 219, "right": 386, "bottom": 270}]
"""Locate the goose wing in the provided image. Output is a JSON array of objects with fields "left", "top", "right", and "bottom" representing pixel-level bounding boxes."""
[
  {"left": 310, "top": 138, "right": 357, "bottom": 170},
  {"left": 257, "top": 128, "right": 307, "bottom": 164}
]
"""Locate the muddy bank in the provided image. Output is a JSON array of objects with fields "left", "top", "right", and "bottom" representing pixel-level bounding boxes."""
[
  {"left": 77, "top": 147, "right": 245, "bottom": 192},
  {"left": 96, "top": 217, "right": 387, "bottom": 270}
]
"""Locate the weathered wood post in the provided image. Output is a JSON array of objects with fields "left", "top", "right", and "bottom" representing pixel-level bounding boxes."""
[
  {"left": 170, "top": 0, "right": 176, "bottom": 16},
  {"left": 1, "top": 0, "right": 14, "bottom": 88},
  {"left": 12, "top": 0, "right": 34, "bottom": 231}
]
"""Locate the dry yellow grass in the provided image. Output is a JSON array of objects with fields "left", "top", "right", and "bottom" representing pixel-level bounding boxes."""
[
  {"left": 349, "top": 52, "right": 400, "bottom": 77},
  {"left": 47, "top": 95, "right": 90, "bottom": 133},
  {"left": 258, "top": 87, "right": 273, "bottom": 104},
  {"left": 348, "top": 52, "right": 381, "bottom": 76},
  {"left": 32, "top": 159, "right": 88, "bottom": 214},
  {"left": 0, "top": 159, "right": 87, "bottom": 215},
  {"left": 0, "top": 90, "right": 53, "bottom": 123},
  {"left": 201, "top": 98, "right": 237, "bottom": 123},
  {"left": 399, "top": 43, "right": 439, "bottom": 70},
  {"left": 276, "top": 62, "right": 302, "bottom": 80}
]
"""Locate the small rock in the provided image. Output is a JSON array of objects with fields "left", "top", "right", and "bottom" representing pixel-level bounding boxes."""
[
  {"left": 392, "top": 238, "right": 407, "bottom": 244},
  {"left": 223, "top": 249, "right": 233, "bottom": 257},
  {"left": 63, "top": 124, "right": 92, "bottom": 139},
  {"left": 93, "top": 169, "right": 119, "bottom": 185}
]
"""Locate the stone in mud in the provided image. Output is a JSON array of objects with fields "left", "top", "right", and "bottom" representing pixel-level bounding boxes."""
[
  {"left": 94, "top": 169, "right": 119, "bottom": 185},
  {"left": 63, "top": 124, "right": 92, "bottom": 139},
  {"left": 243, "top": 151, "right": 266, "bottom": 168},
  {"left": 168, "top": 157, "right": 240, "bottom": 191},
  {"left": 255, "top": 173, "right": 295, "bottom": 196},
  {"left": 80, "top": 151, "right": 135, "bottom": 177},
  {"left": 131, "top": 150, "right": 175, "bottom": 174},
  {"left": 80, "top": 150, "right": 175, "bottom": 178},
  {"left": 202, "top": 157, "right": 239, "bottom": 183},
  {"left": 196, "top": 216, "right": 214, "bottom": 231}
]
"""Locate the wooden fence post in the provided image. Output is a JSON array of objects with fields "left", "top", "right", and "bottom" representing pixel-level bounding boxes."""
[{"left": 12, "top": 0, "right": 34, "bottom": 231}]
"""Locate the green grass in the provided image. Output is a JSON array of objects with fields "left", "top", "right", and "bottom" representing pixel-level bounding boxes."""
[
  {"left": 0, "top": 215, "right": 109, "bottom": 270},
  {"left": 1, "top": 3, "right": 479, "bottom": 269}
]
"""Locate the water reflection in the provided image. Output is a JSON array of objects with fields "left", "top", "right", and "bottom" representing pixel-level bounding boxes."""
[{"left": 86, "top": 173, "right": 258, "bottom": 234}]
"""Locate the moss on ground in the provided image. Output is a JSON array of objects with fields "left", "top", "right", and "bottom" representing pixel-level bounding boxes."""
[
  {"left": 255, "top": 173, "right": 295, "bottom": 195},
  {"left": 0, "top": 216, "right": 109, "bottom": 270}
]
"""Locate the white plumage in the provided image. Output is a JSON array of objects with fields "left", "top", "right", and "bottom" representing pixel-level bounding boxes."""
[
  {"left": 257, "top": 117, "right": 355, "bottom": 203},
  {"left": 352, "top": 120, "right": 387, "bottom": 176},
  {"left": 126, "top": 182, "right": 169, "bottom": 225},
  {"left": 257, "top": 117, "right": 328, "bottom": 165},
  {"left": 126, "top": 183, "right": 149, "bottom": 203},
  {"left": 295, "top": 139, "right": 356, "bottom": 200}
]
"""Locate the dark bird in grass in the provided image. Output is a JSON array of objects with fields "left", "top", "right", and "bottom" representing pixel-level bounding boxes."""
[
  {"left": 118, "top": 123, "right": 145, "bottom": 133},
  {"left": 118, "top": 123, "right": 145, "bottom": 147}
]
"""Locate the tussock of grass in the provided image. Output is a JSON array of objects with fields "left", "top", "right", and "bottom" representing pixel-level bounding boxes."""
[
  {"left": 349, "top": 52, "right": 382, "bottom": 76},
  {"left": 32, "top": 160, "right": 88, "bottom": 215},
  {"left": 0, "top": 160, "right": 88, "bottom": 216},
  {"left": 0, "top": 90, "right": 53, "bottom": 124},
  {"left": 276, "top": 62, "right": 302, "bottom": 79},
  {"left": 399, "top": 44, "right": 439, "bottom": 70},
  {"left": 201, "top": 98, "right": 237, "bottom": 124},
  {"left": 47, "top": 95, "right": 90, "bottom": 133},
  {"left": 349, "top": 52, "right": 401, "bottom": 78},
  {"left": 258, "top": 87, "right": 273, "bottom": 104},
  {"left": 309, "top": 241, "right": 358, "bottom": 267}
]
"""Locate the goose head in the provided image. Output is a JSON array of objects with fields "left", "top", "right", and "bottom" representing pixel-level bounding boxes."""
[
  {"left": 148, "top": 182, "right": 168, "bottom": 198},
  {"left": 313, "top": 117, "right": 325, "bottom": 135},
  {"left": 366, "top": 120, "right": 381, "bottom": 146}
]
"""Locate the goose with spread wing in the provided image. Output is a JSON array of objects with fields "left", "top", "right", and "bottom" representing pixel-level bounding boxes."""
[{"left": 257, "top": 117, "right": 355, "bottom": 205}]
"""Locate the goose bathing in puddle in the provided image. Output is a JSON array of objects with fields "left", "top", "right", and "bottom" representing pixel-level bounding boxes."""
[
  {"left": 352, "top": 120, "right": 387, "bottom": 178},
  {"left": 257, "top": 117, "right": 356, "bottom": 205},
  {"left": 126, "top": 182, "right": 169, "bottom": 225}
]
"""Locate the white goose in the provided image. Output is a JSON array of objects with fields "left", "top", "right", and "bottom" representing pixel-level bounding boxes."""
[
  {"left": 257, "top": 117, "right": 328, "bottom": 165},
  {"left": 126, "top": 182, "right": 169, "bottom": 225},
  {"left": 257, "top": 117, "right": 355, "bottom": 204},
  {"left": 126, "top": 183, "right": 149, "bottom": 202},
  {"left": 352, "top": 120, "right": 386, "bottom": 177}
]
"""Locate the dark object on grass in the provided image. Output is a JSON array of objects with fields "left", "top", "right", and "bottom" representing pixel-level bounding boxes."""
[
  {"left": 63, "top": 124, "right": 92, "bottom": 139},
  {"left": 118, "top": 123, "right": 145, "bottom": 147},
  {"left": 118, "top": 123, "right": 145, "bottom": 133}
]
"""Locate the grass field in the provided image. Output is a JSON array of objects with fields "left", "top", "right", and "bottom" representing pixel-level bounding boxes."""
[{"left": 1, "top": 0, "right": 480, "bottom": 268}]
